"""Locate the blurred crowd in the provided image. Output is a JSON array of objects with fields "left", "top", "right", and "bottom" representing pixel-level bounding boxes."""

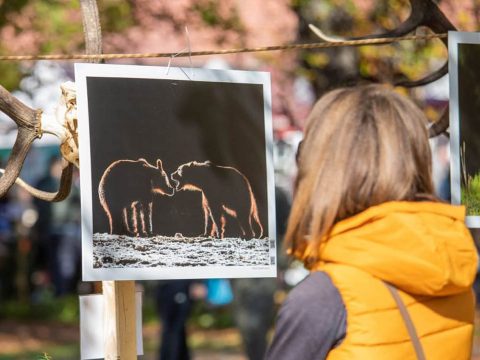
[{"left": 0, "top": 156, "right": 81, "bottom": 303}]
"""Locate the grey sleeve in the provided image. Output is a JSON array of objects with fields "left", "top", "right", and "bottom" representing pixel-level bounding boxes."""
[{"left": 265, "top": 271, "right": 346, "bottom": 360}]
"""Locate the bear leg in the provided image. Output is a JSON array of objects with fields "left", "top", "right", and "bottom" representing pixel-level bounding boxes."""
[
  {"left": 138, "top": 202, "right": 150, "bottom": 237},
  {"left": 233, "top": 205, "right": 255, "bottom": 239},
  {"left": 131, "top": 202, "right": 149, "bottom": 237},
  {"left": 238, "top": 216, "right": 255, "bottom": 239},
  {"left": 110, "top": 209, "right": 128, "bottom": 235},
  {"left": 144, "top": 201, "right": 153, "bottom": 236},
  {"left": 209, "top": 220, "right": 219, "bottom": 238},
  {"left": 202, "top": 207, "right": 210, "bottom": 237},
  {"left": 122, "top": 207, "right": 132, "bottom": 234},
  {"left": 219, "top": 215, "right": 227, "bottom": 239},
  {"left": 123, "top": 205, "right": 138, "bottom": 236},
  {"left": 250, "top": 211, "right": 264, "bottom": 239},
  {"left": 201, "top": 195, "right": 211, "bottom": 237},
  {"left": 208, "top": 206, "right": 223, "bottom": 238},
  {"left": 129, "top": 202, "right": 141, "bottom": 237}
]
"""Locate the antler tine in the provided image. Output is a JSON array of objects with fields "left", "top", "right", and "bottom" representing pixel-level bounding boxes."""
[
  {"left": 0, "top": 128, "right": 38, "bottom": 198},
  {"left": 309, "top": 4, "right": 424, "bottom": 43},
  {"left": 308, "top": 24, "right": 344, "bottom": 43},
  {"left": 395, "top": 63, "right": 448, "bottom": 88},
  {"left": 0, "top": 85, "right": 41, "bottom": 131},
  {"left": 310, "top": 0, "right": 449, "bottom": 42},
  {"left": 0, "top": 84, "right": 41, "bottom": 198},
  {"left": 0, "top": 160, "right": 74, "bottom": 201},
  {"left": 396, "top": 0, "right": 455, "bottom": 87},
  {"left": 428, "top": 107, "right": 449, "bottom": 138},
  {"left": 309, "top": 0, "right": 456, "bottom": 87},
  {"left": 0, "top": 82, "right": 75, "bottom": 202}
]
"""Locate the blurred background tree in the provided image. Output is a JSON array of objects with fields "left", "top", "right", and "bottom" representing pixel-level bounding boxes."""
[
  {"left": 0, "top": 0, "right": 478, "bottom": 125},
  {"left": 292, "top": 0, "right": 479, "bottom": 96}
]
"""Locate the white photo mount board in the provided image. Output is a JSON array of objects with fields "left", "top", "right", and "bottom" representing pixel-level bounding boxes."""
[
  {"left": 449, "top": 31, "right": 480, "bottom": 227},
  {"left": 76, "top": 63, "right": 276, "bottom": 280}
]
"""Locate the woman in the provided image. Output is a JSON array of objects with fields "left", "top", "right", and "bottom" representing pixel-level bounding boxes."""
[{"left": 266, "top": 85, "right": 478, "bottom": 360}]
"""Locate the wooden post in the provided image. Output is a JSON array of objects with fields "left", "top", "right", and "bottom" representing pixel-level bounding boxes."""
[
  {"left": 103, "top": 280, "right": 137, "bottom": 359},
  {"left": 80, "top": 2, "right": 138, "bottom": 358}
]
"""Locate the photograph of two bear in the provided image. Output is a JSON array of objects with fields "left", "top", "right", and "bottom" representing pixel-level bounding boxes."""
[
  {"left": 98, "top": 159, "right": 263, "bottom": 239},
  {"left": 79, "top": 66, "right": 275, "bottom": 276}
]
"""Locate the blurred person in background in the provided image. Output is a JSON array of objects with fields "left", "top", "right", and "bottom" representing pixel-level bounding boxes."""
[
  {"left": 266, "top": 85, "right": 478, "bottom": 360},
  {"left": 32, "top": 156, "right": 62, "bottom": 294},
  {"left": 156, "top": 280, "right": 192, "bottom": 360},
  {"left": 32, "top": 156, "right": 81, "bottom": 296},
  {"left": 156, "top": 280, "right": 207, "bottom": 360},
  {"left": 53, "top": 168, "right": 81, "bottom": 295},
  {"left": 10, "top": 186, "right": 38, "bottom": 302},
  {"left": 0, "top": 188, "right": 18, "bottom": 301}
]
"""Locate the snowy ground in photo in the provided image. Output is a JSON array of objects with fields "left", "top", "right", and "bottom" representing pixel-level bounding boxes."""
[{"left": 93, "top": 233, "right": 272, "bottom": 268}]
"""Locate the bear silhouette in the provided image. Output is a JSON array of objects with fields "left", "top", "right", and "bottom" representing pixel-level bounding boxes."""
[
  {"left": 171, "top": 161, "right": 263, "bottom": 239},
  {"left": 98, "top": 158, "right": 174, "bottom": 237}
]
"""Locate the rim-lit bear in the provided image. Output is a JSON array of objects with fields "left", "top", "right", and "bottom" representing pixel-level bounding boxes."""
[
  {"left": 171, "top": 161, "right": 263, "bottom": 239},
  {"left": 98, "top": 158, "right": 174, "bottom": 237}
]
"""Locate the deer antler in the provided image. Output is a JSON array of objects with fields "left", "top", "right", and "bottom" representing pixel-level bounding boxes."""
[
  {"left": 309, "top": 0, "right": 456, "bottom": 87},
  {"left": 428, "top": 107, "right": 449, "bottom": 138},
  {"left": 0, "top": 83, "right": 76, "bottom": 201},
  {"left": 0, "top": 0, "right": 102, "bottom": 202},
  {"left": 0, "top": 86, "right": 41, "bottom": 196},
  {"left": 310, "top": 0, "right": 453, "bottom": 137}
]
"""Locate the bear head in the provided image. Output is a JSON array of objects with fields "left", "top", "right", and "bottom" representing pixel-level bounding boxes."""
[
  {"left": 148, "top": 159, "right": 175, "bottom": 196},
  {"left": 171, "top": 161, "right": 211, "bottom": 192}
]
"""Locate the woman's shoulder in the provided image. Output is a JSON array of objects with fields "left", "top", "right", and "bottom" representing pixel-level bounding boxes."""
[
  {"left": 266, "top": 271, "right": 347, "bottom": 360},
  {"left": 285, "top": 271, "right": 344, "bottom": 309}
]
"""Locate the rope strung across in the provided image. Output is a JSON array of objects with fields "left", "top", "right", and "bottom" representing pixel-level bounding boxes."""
[{"left": 0, "top": 33, "right": 447, "bottom": 61}]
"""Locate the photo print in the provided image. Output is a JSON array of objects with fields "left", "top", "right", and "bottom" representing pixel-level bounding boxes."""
[
  {"left": 450, "top": 31, "right": 480, "bottom": 227},
  {"left": 76, "top": 63, "right": 276, "bottom": 280}
]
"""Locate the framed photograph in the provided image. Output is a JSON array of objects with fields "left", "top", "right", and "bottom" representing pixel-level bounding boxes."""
[
  {"left": 449, "top": 31, "right": 480, "bottom": 227},
  {"left": 76, "top": 63, "right": 276, "bottom": 280}
]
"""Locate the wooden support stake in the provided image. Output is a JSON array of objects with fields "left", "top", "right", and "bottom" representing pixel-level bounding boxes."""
[
  {"left": 81, "top": 1, "right": 138, "bottom": 358},
  {"left": 103, "top": 280, "right": 137, "bottom": 359}
]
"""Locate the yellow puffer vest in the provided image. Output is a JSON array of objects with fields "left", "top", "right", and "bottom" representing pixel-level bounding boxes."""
[
  {"left": 320, "top": 264, "right": 474, "bottom": 359},
  {"left": 298, "top": 201, "right": 478, "bottom": 360}
]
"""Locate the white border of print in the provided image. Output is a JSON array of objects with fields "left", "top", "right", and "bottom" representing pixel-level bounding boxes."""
[
  {"left": 75, "top": 63, "right": 277, "bottom": 280},
  {"left": 449, "top": 31, "right": 480, "bottom": 228}
]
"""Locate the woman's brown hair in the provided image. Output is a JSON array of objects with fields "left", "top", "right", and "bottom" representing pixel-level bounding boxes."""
[{"left": 286, "top": 84, "right": 435, "bottom": 262}]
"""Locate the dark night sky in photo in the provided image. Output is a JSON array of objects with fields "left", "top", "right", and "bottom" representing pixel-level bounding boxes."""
[{"left": 86, "top": 76, "right": 268, "bottom": 237}]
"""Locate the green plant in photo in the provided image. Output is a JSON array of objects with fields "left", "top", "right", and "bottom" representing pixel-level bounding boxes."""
[
  {"left": 461, "top": 142, "right": 480, "bottom": 215},
  {"left": 38, "top": 353, "right": 52, "bottom": 360},
  {"left": 462, "top": 174, "right": 480, "bottom": 215}
]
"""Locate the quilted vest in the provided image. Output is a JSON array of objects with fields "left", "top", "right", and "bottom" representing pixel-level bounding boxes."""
[{"left": 321, "top": 263, "right": 474, "bottom": 360}]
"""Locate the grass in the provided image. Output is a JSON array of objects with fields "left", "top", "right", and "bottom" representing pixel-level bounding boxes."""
[
  {"left": 462, "top": 173, "right": 480, "bottom": 215},
  {"left": 0, "top": 323, "right": 242, "bottom": 360},
  {"left": 460, "top": 142, "right": 480, "bottom": 215},
  {"left": 0, "top": 290, "right": 237, "bottom": 359},
  {"left": 0, "top": 291, "right": 234, "bottom": 327},
  {"left": 0, "top": 295, "right": 79, "bottom": 324},
  {"left": 0, "top": 345, "right": 78, "bottom": 360}
]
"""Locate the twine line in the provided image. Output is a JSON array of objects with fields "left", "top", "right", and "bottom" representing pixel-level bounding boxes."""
[{"left": 0, "top": 33, "right": 447, "bottom": 61}]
